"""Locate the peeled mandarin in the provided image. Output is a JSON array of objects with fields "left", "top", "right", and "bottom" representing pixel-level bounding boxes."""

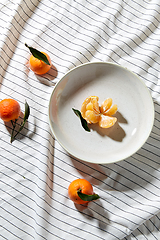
[{"left": 81, "top": 96, "right": 118, "bottom": 128}]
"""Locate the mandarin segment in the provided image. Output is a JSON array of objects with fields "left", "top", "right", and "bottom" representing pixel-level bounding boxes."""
[
  {"left": 104, "top": 104, "right": 118, "bottom": 116},
  {"left": 85, "top": 110, "right": 100, "bottom": 123},
  {"left": 99, "top": 115, "right": 117, "bottom": 128},
  {"left": 86, "top": 102, "right": 94, "bottom": 111},
  {"left": 91, "top": 97, "right": 100, "bottom": 114},
  {"left": 100, "top": 98, "right": 112, "bottom": 113},
  {"left": 81, "top": 96, "right": 118, "bottom": 129}
]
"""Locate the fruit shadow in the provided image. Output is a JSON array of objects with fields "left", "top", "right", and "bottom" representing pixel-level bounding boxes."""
[
  {"left": 89, "top": 111, "right": 127, "bottom": 142},
  {"left": 4, "top": 112, "right": 30, "bottom": 143},
  {"left": 69, "top": 157, "right": 110, "bottom": 230},
  {"left": 74, "top": 198, "right": 110, "bottom": 230},
  {"left": 35, "top": 64, "right": 58, "bottom": 86}
]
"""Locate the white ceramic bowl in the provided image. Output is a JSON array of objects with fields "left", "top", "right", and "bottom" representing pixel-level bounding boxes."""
[{"left": 48, "top": 62, "right": 154, "bottom": 164}]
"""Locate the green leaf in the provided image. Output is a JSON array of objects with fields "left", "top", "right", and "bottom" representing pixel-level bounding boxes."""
[
  {"left": 77, "top": 191, "right": 100, "bottom": 202},
  {"left": 10, "top": 101, "right": 30, "bottom": 143},
  {"left": 25, "top": 43, "right": 50, "bottom": 65},
  {"left": 24, "top": 101, "right": 30, "bottom": 122},
  {"left": 72, "top": 108, "right": 90, "bottom": 132}
]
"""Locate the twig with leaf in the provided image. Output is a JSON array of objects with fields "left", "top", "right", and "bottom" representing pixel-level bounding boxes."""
[
  {"left": 11, "top": 101, "right": 30, "bottom": 143},
  {"left": 25, "top": 43, "right": 50, "bottom": 65},
  {"left": 72, "top": 108, "right": 90, "bottom": 132}
]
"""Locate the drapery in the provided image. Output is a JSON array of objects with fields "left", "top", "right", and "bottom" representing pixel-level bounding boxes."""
[{"left": 0, "top": 0, "right": 160, "bottom": 239}]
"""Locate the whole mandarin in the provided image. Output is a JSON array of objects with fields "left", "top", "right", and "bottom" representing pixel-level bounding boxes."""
[
  {"left": 29, "top": 52, "right": 51, "bottom": 75},
  {"left": 68, "top": 178, "right": 94, "bottom": 205},
  {"left": 0, "top": 99, "right": 21, "bottom": 122}
]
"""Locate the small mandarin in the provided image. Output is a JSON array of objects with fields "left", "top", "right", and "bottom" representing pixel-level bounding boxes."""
[
  {"left": 81, "top": 96, "right": 117, "bottom": 128},
  {"left": 29, "top": 52, "right": 51, "bottom": 75},
  {"left": 0, "top": 99, "right": 21, "bottom": 122},
  {"left": 68, "top": 179, "right": 94, "bottom": 205}
]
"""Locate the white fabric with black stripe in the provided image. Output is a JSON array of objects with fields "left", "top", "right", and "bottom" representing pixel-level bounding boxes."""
[{"left": 0, "top": 0, "right": 160, "bottom": 239}]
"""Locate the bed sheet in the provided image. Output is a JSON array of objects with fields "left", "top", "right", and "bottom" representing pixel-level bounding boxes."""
[{"left": 0, "top": 0, "right": 160, "bottom": 239}]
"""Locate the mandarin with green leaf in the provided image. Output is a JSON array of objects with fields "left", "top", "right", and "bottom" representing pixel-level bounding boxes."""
[
  {"left": 68, "top": 178, "right": 99, "bottom": 205},
  {"left": 25, "top": 43, "right": 51, "bottom": 75},
  {"left": 29, "top": 52, "right": 51, "bottom": 75}
]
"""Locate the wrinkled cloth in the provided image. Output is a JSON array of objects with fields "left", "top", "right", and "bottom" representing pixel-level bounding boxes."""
[{"left": 0, "top": 0, "right": 160, "bottom": 239}]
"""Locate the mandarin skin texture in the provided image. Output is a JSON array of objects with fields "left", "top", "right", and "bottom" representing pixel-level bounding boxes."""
[
  {"left": 68, "top": 179, "right": 94, "bottom": 205},
  {"left": 29, "top": 52, "right": 51, "bottom": 75},
  {"left": 0, "top": 99, "right": 21, "bottom": 122}
]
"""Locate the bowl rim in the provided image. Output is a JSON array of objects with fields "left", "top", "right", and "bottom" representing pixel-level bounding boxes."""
[{"left": 48, "top": 61, "right": 155, "bottom": 164}]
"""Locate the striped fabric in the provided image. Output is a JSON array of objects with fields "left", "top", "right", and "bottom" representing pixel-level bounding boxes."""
[{"left": 0, "top": 0, "right": 160, "bottom": 239}]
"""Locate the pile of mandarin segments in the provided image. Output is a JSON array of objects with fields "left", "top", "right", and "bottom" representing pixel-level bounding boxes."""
[{"left": 81, "top": 96, "right": 117, "bottom": 128}]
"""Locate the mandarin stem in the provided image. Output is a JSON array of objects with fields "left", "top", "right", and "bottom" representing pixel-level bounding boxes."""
[{"left": 10, "top": 119, "right": 17, "bottom": 143}]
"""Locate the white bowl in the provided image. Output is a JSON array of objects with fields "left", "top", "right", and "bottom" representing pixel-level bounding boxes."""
[{"left": 48, "top": 62, "right": 154, "bottom": 164}]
